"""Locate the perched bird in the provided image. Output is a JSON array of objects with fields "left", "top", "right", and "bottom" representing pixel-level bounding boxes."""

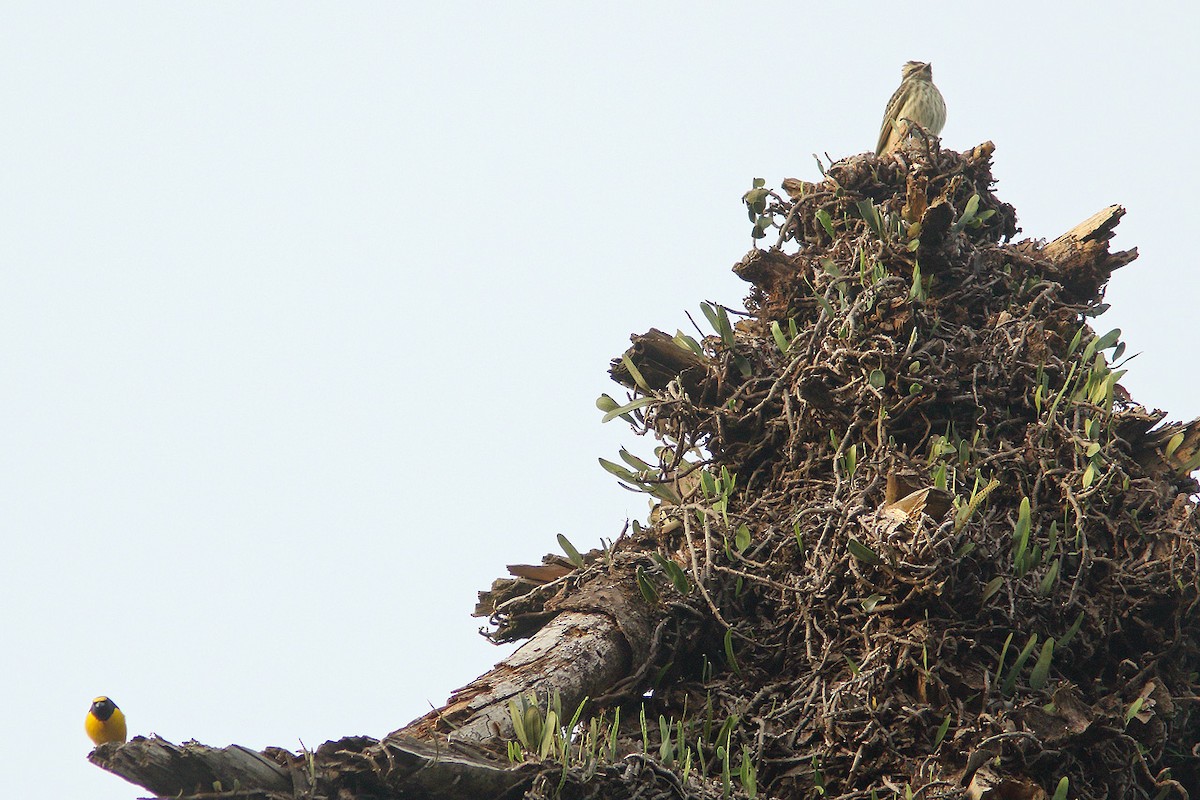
[
  {"left": 875, "top": 61, "right": 946, "bottom": 156},
  {"left": 85, "top": 696, "right": 127, "bottom": 745}
]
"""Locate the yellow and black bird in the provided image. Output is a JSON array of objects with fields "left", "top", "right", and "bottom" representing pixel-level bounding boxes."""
[{"left": 85, "top": 696, "right": 127, "bottom": 745}]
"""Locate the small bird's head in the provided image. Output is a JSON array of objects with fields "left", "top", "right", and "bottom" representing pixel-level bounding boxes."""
[
  {"left": 901, "top": 61, "right": 933, "bottom": 81},
  {"left": 90, "top": 696, "right": 119, "bottom": 721},
  {"left": 86, "top": 695, "right": 127, "bottom": 745}
]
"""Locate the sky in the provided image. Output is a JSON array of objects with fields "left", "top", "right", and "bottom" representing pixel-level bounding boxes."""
[{"left": 2, "top": 4, "right": 1197, "bottom": 797}]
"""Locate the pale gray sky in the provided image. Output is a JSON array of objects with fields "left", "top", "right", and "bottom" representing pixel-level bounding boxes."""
[{"left": 2, "top": 4, "right": 1196, "bottom": 797}]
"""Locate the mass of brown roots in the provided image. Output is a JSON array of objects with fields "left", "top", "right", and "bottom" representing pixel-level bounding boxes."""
[{"left": 526, "top": 139, "right": 1200, "bottom": 800}]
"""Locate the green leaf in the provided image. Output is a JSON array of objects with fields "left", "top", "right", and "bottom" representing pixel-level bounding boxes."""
[
  {"left": 734, "top": 523, "right": 751, "bottom": 553},
  {"left": 1001, "top": 633, "right": 1039, "bottom": 695},
  {"left": 861, "top": 594, "right": 884, "bottom": 612},
  {"left": 814, "top": 294, "right": 835, "bottom": 318},
  {"left": 1044, "top": 360, "right": 1077, "bottom": 423},
  {"left": 1013, "top": 497, "right": 1032, "bottom": 571},
  {"left": 598, "top": 457, "right": 640, "bottom": 485},
  {"left": 1066, "top": 327, "right": 1084, "bottom": 357},
  {"left": 723, "top": 628, "right": 742, "bottom": 677},
  {"left": 621, "top": 354, "right": 651, "bottom": 393},
  {"left": 931, "top": 460, "right": 946, "bottom": 488},
  {"left": 982, "top": 576, "right": 1004, "bottom": 603},
  {"left": 1051, "top": 777, "right": 1069, "bottom": 800},
  {"left": 963, "top": 193, "right": 980, "bottom": 219},
  {"left": 700, "top": 301, "right": 721, "bottom": 336},
  {"left": 601, "top": 396, "right": 655, "bottom": 423},
  {"left": 1094, "top": 327, "right": 1122, "bottom": 352},
  {"left": 1178, "top": 444, "right": 1200, "bottom": 475},
  {"left": 595, "top": 394, "right": 619, "bottom": 413},
  {"left": 1029, "top": 637, "right": 1055, "bottom": 690},
  {"left": 673, "top": 331, "right": 704, "bottom": 356},
  {"left": 538, "top": 709, "right": 558, "bottom": 758},
  {"left": 855, "top": 199, "right": 884, "bottom": 239},
  {"left": 1081, "top": 337, "right": 1099, "bottom": 366},
  {"left": 566, "top": 696, "right": 589, "bottom": 733},
  {"left": 508, "top": 698, "right": 531, "bottom": 748},
  {"left": 951, "top": 194, "right": 982, "bottom": 234},
  {"left": 596, "top": 393, "right": 636, "bottom": 424},
  {"left": 770, "top": 321, "right": 790, "bottom": 355},
  {"left": 646, "top": 482, "right": 683, "bottom": 504},
  {"left": 618, "top": 447, "right": 655, "bottom": 472},
  {"left": 743, "top": 187, "right": 769, "bottom": 216},
  {"left": 740, "top": 745, "right": 757, "bottom": 798},
  {"left": 652, "top": 553, "right": 691, "bottom": 595},
  {"left": 1125, "top": 696, "right": 1145, "bottom": 724},
  {"left": 932, "top": 713, "right": 952, "bottom": 749},
  {"left": 1059, "top": 610, "right": 1085, "bottom": 648},
  {"left": 819, "top": 256, "right": 842, "bottom": 277},
  {"left": 636, "top": 566, "right": 659, "bottom": 604},
  {"left": 868, "top": 369, "right": 886, "bottom": 389},
  {"left": 995, "top": 631, "right": 1014, "bottom": 684},
  {"left": 842, "top": 444, "right": 858, "bottom": 479},
  {"left": 557, "top": 534, "right": 584, "bottom": 568},
  {"left": 815, "top": 208, "right": 835, "bottom": 238},
  {"left": 699, "top": 302, "right": 735, "bottom": 347},
  {"left": 847, "top": 537, "right": 880, "bottom": 565},
  {"left": 1038, "top": 558, "right": 1061, "bottom": 596},
  {"left": 1165, "top": 431, "right": 1185, "bottom": 460},
  {"left": 909, "top": 260, "right": 924, "bottom": 300}
]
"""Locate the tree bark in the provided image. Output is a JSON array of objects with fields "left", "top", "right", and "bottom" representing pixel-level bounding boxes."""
[
  {"left": 1039, "top": 204, "right": 1138, "bottom": 299},
  {"left": 88, "top": 554, "right": 659, "bottom": 799},
  {"left": 89, "top": 734, "right": 535, "bottom": 799},
  {"left": 608, "top": 327, "right": 716, "bottom": 399},
  {"left": 397, "top": 610, "right": 630, "bottom": 744}
]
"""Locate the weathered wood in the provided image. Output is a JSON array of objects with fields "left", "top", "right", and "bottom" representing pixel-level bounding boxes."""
[
  {"left": 317, "top": 735, "right": 532, "bottom": 799},
  {"left": 1039, "top": 204, "right": 1138, "bottom": 299},
  {"left": 609, "top": 327, "right": 715, "bottom": 397},
  {"left": 915, "top": 199, "right": 954, "bottom": 263},
  {"left": 89, "top": 733, "right": 534, "bottom": 800},
  {"left": 1041, "top": 204, "right": 1126, "bottom": 264},
  {"left": 406, "top": 553, "right": 657, "bottom": 744},
  {"left": 732, "top": 248, "right": 798, "bottom": 299},
  {"left": 88, "top": 736, "right": 291, "bottom": 797},
  {"left": 474, "top": 554, "right": 582, "bottom": 642},
  {"left": 1132, "top": 415, "right": 1200, "bottom": 476},
  {"left": 397, "top": 610, "right": 629, "bottom": 744}
]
